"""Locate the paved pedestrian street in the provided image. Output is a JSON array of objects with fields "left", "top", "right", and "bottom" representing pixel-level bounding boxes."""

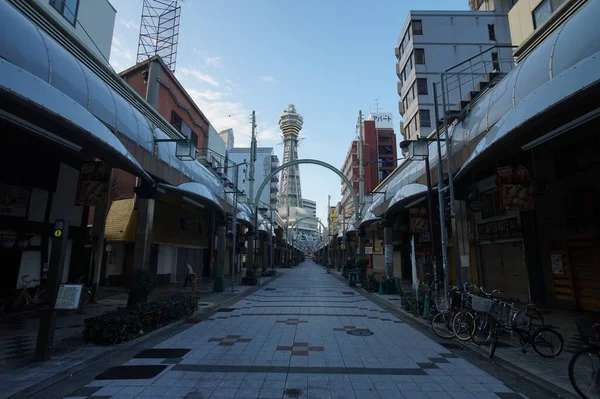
[{"left": 64, "top": 261, "right": 524, "bottom": 399}]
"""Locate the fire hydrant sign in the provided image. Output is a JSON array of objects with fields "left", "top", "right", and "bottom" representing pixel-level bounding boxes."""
[{"left": 55, "top": 284, "right": 83, "bottom": 310}]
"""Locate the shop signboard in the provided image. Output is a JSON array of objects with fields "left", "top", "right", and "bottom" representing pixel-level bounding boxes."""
[
  {"left": 0, "top": 183, "right": 31, "bottom": 218},
  {"left": 496, "top": 165, "right": 534, "bottom": 211},
  {"left": 550, "top": 253, "right": 565, "bottom": 275},
  {"left": 75, "top": 161, "right": 111, "bottom": 206},
  {"left": 409, "top": 207, "right": 429, "bottom": 233},
  {"left": 367, "top": 113, "right": 394, "bottom": 129},
  {"left": 55, "top": 284, "right": 83, "bottom": 310},
  {"left": 476, "top": 217, "right": 520, "bottom": 241}
]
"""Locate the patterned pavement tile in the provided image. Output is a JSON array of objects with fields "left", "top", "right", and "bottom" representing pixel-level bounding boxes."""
[{"left": 68, "top": 261, "right": 524, "bottom": 399}]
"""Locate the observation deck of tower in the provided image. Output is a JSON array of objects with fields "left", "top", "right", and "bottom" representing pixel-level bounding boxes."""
[{"left": 278, "top": 104, "right": 304, "bottom": 210}]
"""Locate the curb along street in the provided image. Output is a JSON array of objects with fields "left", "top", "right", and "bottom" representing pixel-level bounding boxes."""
[
  {"left": 10, "top": 272, "right": 282, "bottom": 399},
  {"left": 329, "top": 271, "right": 577, "bottom": 399}
]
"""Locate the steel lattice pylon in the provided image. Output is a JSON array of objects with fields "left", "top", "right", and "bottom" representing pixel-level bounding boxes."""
[{"left": 137, "top": 0, "right": 181, "bottom": 73}]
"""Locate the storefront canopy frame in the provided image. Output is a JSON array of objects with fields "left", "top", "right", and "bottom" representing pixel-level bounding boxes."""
[
  {"left": 0, "top": 58, "right": 153, "bottom": 182},
  {"left": 158, "top": 182, "right": 224, "bottom": 215},
  {"left": 357, "top": 0, "right": 600, "bottom": 202},
  {"left": 0, "top": 2, "right": 226, "bottom": 197},
  {"left": 384, "top": 183, "right": 429, "bottom": 217}
]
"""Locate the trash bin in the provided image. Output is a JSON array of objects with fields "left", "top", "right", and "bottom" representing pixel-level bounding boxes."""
[{"left": 349, "top": 269, "right": 358, "bottom": 287}]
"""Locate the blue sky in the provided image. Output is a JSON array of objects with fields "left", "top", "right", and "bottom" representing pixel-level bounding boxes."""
[{"left": 109, "top": 0, "right": 468, "bottom": 223}]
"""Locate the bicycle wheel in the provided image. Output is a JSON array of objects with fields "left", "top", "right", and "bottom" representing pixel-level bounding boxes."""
[
  {"left": 1, "top": 294, "right": 28, "bottom": 316},
  {"left": 489, "top": 333, "right": 498, "bottom": 359},
  {"left": 569, "top": 347, "right": 600, "bottom": 399},
  {"left": 471, "top": 313, "right": 493, "bottom": 346},
  {"left": 532, "top": 327, "right": 564, "bottom": 358},
  {"left": 431, "top": 311, "right": 455, "bottom": 339},
  {"left": 452, "top": 310, "right": 476, "bottom": 341}
]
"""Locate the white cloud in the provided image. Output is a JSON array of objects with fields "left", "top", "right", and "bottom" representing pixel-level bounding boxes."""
[
  {"left": 260, "top": 76, "right": 275, "bottom": 83},
  {"left": 204, "top": 56, "right": 222, "bottom": 68},
  {"left": 257, "top": 128, "right": 281, "bottom": 143},
  {"left": 186, "top": 89, "right": 226, "bottom": 101},
  {"left": 109, "top": 34, "right": 136, "bottom": 72},
  {"left": 120, "top": 19, "right": 139, "bottom": 30},
  {"left": 177, "top": 66, "right": 220, "bottom": 87}
]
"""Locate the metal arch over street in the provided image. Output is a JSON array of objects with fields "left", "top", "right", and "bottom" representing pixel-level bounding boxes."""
[
  {"left": 291, "top": 216, "right": 329, "bottom": 253},
  {"left": 252, "top": 159, "right": 361, "bottom": 230},
  {"left": 290, "top": 215, "right": 328, "bottom": 232}
]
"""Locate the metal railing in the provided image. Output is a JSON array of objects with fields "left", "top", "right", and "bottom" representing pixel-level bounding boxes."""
[{"left": 441, "top": 45, "right": 517, "bottom": 108}]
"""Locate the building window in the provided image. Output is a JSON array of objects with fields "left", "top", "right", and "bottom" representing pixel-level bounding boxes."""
[
  {"left": 414, "top": 49, "right": 426, "bottom": 64},
  {"left": 419, "top": 110, "right": 431, "bottom": 128},
  {"left": 488, "top": 24, "right": 496, "bottom": 41},
  {"left": 417, "top": 78, "right": 428, "bottom": 95},
  {"left": 532, "top": 0, "right": 552, "bottom": 28},
  {"left": 491, "top": 52, "right": 500, "bottom": 71},
  {"left": 412, "top": 20, "right": 423, "bottom": 35},
  {"left": 481, "top": 190, "right": 503, "bottom": 219},
  {"left": 50, "top": 0, "right": 79, "bottom": 25},
  {"left": 405, "top": 81, "right": 416, "bottom": 108}
]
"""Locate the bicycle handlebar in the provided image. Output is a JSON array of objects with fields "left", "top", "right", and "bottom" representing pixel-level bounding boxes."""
[
  {"left": 479, "top": 286, "right": 503, "bottom": 296},
  {"left": 21, "top": 275, "right": 39, "bottom": 283}
]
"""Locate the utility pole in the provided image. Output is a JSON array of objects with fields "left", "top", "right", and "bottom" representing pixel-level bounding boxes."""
[
  {"left": 358, "top": 110, "right": 365, "bottom": 207},
  {"left": 327, "top": 194, "right": 331, "bottom": 268},
  {"left": 357, "top": 111, "right": 366, "bottom": 261},
  {"left": 247, "top": 111, "right": 257, "bottom": 274},
  {"left": 433, "top": 83, "right": 450, "bottom": 303}
]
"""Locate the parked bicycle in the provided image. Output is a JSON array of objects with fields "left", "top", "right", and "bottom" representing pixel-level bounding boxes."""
[
  {"left": 487, "top": 301, "right": 562, "bottom": 359},
  {"left": 1, "top": 275, "right": 45, "bottom": 316},
  {"left": 569, "top": 317, "right": 600, "bottom": 398},
  {"left": 431, "top": 283, "right": 471, "bottom": 339}
]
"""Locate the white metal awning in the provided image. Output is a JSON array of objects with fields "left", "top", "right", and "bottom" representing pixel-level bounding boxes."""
[
  {"left": 385, "top": 183, "right": 429, "bottom": 215},
  {"left": 456, "top": 51, "right": 600, "bottom": 180},
  {"left": 0, "top": 58, "right": 153, "bottom": 182},
  {"left": 158, "top": 182, "right": 224, "bottom": 214}
]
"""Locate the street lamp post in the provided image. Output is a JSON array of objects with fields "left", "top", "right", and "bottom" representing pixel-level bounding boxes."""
[
  {"left": 401, "top": 115, "right": 449, "bottom": 302},
  {"left": 224, "top": 161, "right": 247, "bottom": 293}
]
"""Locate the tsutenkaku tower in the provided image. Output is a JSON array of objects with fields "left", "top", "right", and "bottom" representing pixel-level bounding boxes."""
[{"left": 278, "top": 104, "right": 304, "bottom": 209}]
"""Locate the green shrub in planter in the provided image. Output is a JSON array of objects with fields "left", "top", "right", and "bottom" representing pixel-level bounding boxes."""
[
  {"left": 83, "top": 295, "right": 198, "bottom": 345},
  {"left": 126, "top": 269, "right": 155, "bottom": 309}
]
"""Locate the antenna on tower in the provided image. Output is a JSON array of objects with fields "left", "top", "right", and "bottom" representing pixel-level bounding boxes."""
[{"left": 137, "top": 0, "right": 182, "bottom": 73}]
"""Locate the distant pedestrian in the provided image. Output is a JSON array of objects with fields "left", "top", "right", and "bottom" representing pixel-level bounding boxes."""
[{"left": 184, "top": 263, "right": 195, "bottom": 287}]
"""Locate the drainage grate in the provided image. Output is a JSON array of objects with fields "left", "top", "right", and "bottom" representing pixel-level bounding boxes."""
[
  {"left": 265, "top": 288, "right": 276, "bottom": 291},
  {"left": 347, "top": 329, "right": 374, "bottom": 336},
  {"left": 284, "top": 388, "right": 304, "bottom": 397},
  {"left": 134, "top": 348, "right": 190, "bottom": 359},
  {"left": 342, "top": 291, "right": 355, "bottom": 295},
  {"left": 95, "top": 365, "right": 167, "bottom": 380},
  {"left": 216, "top": 308, "right": 236, "bottom": 312}
]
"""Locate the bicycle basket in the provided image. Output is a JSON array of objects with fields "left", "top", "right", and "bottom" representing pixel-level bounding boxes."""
[
  {"left": 436, "top": 297, "right": 450, "bottom": 312},
  {"left": 575, "top": 317, "right": 600, "bottom": 346},
  {"left": 471, "top": 296, "right": 493, "bottom": 312}
]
